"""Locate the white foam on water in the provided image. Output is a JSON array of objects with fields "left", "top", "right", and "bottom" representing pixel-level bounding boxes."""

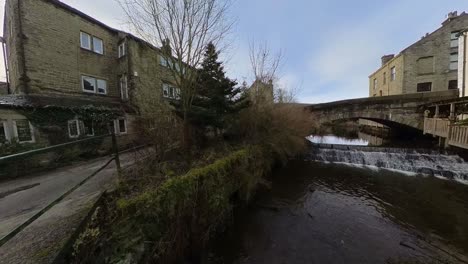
[{"left": 309, "top": 147, "right": 468, "bottom": 185}]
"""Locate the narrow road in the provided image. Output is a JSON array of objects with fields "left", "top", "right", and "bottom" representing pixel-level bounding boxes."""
[{"left": 0, "top": 148, "right": 149, "bottom": 264}]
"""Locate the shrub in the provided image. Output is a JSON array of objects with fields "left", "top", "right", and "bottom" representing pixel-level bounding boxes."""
[{"left": 233, "top": 103, "right": 315, "bottom": 163}]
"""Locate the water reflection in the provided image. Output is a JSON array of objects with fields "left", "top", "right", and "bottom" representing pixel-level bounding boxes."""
[{"left": 206, "top": 161, "right": 468, "bottom": 264}]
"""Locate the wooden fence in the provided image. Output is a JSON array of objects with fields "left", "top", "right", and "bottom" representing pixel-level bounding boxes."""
[{"left": 424, "top": 117, "right": 468, "bottom": 149}]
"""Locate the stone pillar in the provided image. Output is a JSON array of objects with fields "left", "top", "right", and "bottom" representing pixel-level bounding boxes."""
[
  {"left": 434, "top": 105, "right": 440, "bottom": 118},
  {"left": 450, "top": 103, "right": 456, "bottom": 120}
]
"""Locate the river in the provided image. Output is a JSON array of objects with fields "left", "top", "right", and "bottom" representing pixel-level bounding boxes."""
[{"left": 204, "top": 133, "right": 468, "bottom": 264}]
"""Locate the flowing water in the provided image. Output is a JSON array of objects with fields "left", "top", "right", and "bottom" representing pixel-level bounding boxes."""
[{"left": 204, "top": 134, "right": 468, "bottom": 264}]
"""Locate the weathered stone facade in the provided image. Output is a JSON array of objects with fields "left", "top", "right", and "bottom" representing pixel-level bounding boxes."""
[
  {"left": 369, "top": 55, "right": 404, "bottom": 97},
  {"left": 369, "top": 12, "right": 468, "bottom": 97},
  {"left": 1, "top": 0, "right": 178, "bottom": 147}
]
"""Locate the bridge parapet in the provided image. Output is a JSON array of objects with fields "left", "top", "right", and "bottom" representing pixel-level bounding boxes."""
[
  {"left": 307, "top": 90, "right": 459, "bottom": 110},
  {"left": 305, "top": 90, "right": 459, "bottom": 131}
]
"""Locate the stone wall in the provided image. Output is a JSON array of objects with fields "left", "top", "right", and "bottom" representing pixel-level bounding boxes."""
[
  {"left": 368, "top": 55, "right": 404, "bottom": 97},
  {"left": 402, "top": 15, "right": 468, "bottom": 94},
  {"left": 369, "top": 13, "right": 468, "bottom": 97},
  {"left": 127, "top": 38, "right": 175, "bottom": 109},
  {"left": 4, "top": 0, "right": 25, "bottom": 94},
  {"left": 18, "top": 0, "right": 121, "bottom": 98}
]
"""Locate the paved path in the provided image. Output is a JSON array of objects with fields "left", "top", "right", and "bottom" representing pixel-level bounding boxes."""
[{"left": 0, "top": 148, "right": 149, "bottom": 264}]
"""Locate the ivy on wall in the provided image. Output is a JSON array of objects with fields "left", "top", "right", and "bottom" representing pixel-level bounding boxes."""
[{"left": 18, "top": 106, "right": 123, "bottom": 145}]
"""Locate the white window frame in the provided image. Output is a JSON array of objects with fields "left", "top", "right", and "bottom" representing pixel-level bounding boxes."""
[
  {"left": 390, "top": 67, "right": 396, "bottom": 81},
  {"left": 0, "top": 120, "right": 10, "bottom": 143},
  {"left": 450, "top": 52, "right": 458, "bottom": 70},
  {"left": 118, "top": 42, "right": 126, "bottom": 58},
  {"left": 120, "top": 75, "right": 129, "bottom": 100},
  {"left": 68, "top": 119, "right": 94, "bottom": 138},
  {"left": 114, "top": 118, "right": 128, "bottom": 135},
  {"left": 162, "top": 83, "right": 181, "bottom": 100},
  {"left": 96, "top": 79, "right": 107, "bottom": 95},
  {"left": 12, "top": 120, "right": 35, "bottom": 143},
  {"left": 451, "top": 32, "right": 459, "bottom": 48},
  {"left": 92, "top": 36, "right": 104, "bottom": 54},
  {"left": 68, "top": 119, "right": 80, "bottom": 138},
  {"left": 80, "top": 32, "right": 91, "bottom": 50},
  {"left": 82, "top": 76, "right": 97, "bottom": 93},
  {"left": 373, "top": 78, "right": 377, "bottom": 90},
  {"left": 160, "top": 56, "right": 168, "bottom": 67},
  {"left": 163, "top": 83, "right": 170, "bottom": 98},
  {"left": 81, "top": 75, "right": 107, "bottom": 95}
]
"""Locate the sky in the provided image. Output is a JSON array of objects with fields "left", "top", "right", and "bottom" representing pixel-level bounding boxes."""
[{"left": 0, "top": 0, "right": 467, "bottom": 103}]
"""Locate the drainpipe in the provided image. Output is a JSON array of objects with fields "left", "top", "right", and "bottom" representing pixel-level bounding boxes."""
[{"left": 463, "top": 32, "right": 467, "bottom": 97}]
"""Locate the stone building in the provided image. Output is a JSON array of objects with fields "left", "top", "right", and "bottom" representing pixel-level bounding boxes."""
[
  {"left": 369, "top": 11, "right": 468, "bottom": 97},
  {"left": 1, "top": 0, "right": 179, "bottom": 146},
  {"left": 249, "top": 79, "right": 274, "bottom": 104}
]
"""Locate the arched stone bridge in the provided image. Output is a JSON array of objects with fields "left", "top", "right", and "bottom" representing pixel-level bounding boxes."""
[{"left": 303, "top": 90, "right": 459, "bottom": 131}]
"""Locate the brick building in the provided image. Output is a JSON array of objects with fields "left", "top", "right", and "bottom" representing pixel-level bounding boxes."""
[
  {"left": 1, "top": 0, "right": 179, "bottom": 146},
  {"left": 369, "top": 11, "right": 468, "bottom": 97}
]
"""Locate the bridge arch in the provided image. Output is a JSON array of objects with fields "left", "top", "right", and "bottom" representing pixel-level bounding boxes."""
[{"left": 305, "top": 90, "right": 459, "bottom": 132}]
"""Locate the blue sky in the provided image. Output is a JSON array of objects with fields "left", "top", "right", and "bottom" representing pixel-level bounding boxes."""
[{"left": 0, "top": 0, "right": 467, "bottom": 103}]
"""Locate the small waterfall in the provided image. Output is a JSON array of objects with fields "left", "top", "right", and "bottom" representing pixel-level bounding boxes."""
[{"left": 308, "top": 144, "right": 468, "bottom": 183}]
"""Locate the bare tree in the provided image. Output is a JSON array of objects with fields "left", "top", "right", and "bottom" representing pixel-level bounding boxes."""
[
  {"left": 118, "top": 0, "right": 233, "bottom": 149},
  {"left": 249, "top": 41, "right": 282, "bottom": 83},
  {"left": 248, "top": 41, "right": 283, "bottom": 105}
]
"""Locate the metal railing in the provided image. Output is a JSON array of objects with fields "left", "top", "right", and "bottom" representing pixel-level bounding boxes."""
[{"left": 0, "top": 131, "right": 142, "bottom": 247}]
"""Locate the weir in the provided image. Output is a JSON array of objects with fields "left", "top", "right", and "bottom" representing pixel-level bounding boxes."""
[{"left": 308, "top": 144, "right": 468, "bottom": 182}]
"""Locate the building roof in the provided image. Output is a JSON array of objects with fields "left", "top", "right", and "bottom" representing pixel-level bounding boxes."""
[
  {"left": 48, "top": 0, "right": 162, "bottom": 52},
  {"left": 370, "top": 12, "right": 468, "bottom": 76},
  {"left": 0, "top": 94, "right": 132, "bottom": 113}
]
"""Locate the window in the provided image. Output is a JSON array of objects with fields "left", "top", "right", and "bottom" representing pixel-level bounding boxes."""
[
  {"left": 82, "top": 76, "right": 107, "bottom": 94},
  {"left": 379, "top": 90, "right": 383, "bottom": 96},
  {"left": 82, "top": 76, "right": 96, "bottom": 92},
  {"left": 68, "top": 120, "right": 80, "bottom": 138},
  {"left": 160, "top": 56, "right": 169, "bottom": 67},
  {"left": 80, "top": 31, "right": 104, "bottom": 54},
  {"left": 373, "top": 78, "right": 377, "bottom": 90},
  {"left": 383, "top": 72, "right": 387, "bottom": 85},
  {"left": 451, "top": 32, "right": 459, "bottom": 48},
  {"left": 390, "top": 67, "right": 396, "bottom": 81},
  {"left": 97, "top": 79, "right": 107, "bottom": 94},
  {"left": 450, "top": 52, "right": 458, "bottom": 70},
  {"left": 120, "top": 75, "right": 128, "bottom": 100},
  {"left": 68, "top": 119, "right": 94, "bottom": 138},
  {"left": 118, "top": 42, "right": 126, "bottom": 58},
  {"left": 162, "top": 83, "right": 181, "bottom": 99},
  {"left": 114, "top": 118, "right": 127, "bottom": 134},
  {"left": 0, "top": 121, "right": 7, "bottom": 143},
  {"left": 80, "top": 32, "right": 91, "bottom": 50},
  {"left": 93, "top": 37, "right": 104, "bottom": 54},
  {"left": 13, "top": 120, "right": 34, "bottom": 143},
  {"left": 82, "top": 120, "right": 94, "bottom": 136},
  {"left": 448, "top": 80, "right": 458, "bottom": 90},
  {"left": 417, "top": 82, "right": 432, "bottom": 92}
]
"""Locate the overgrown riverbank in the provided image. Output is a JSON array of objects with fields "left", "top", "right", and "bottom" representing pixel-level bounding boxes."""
[{"left": 67, "top": 145, "right": 281, "bottom": 263}]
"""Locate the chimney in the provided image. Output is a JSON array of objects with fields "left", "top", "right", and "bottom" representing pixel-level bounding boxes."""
[
  {"left": 443, "top": 11, "right": 459, "bottom": 25},
  {"left": 381, "top": 54, "right": 395, "bottom": 66}
]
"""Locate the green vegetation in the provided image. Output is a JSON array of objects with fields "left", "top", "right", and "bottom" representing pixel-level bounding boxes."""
[
  {"left": 70, "top": 147, "right": 274, "bottom": 263},
  {"left": 68, "top": 39, "right": 315, "bottom": 263}
]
